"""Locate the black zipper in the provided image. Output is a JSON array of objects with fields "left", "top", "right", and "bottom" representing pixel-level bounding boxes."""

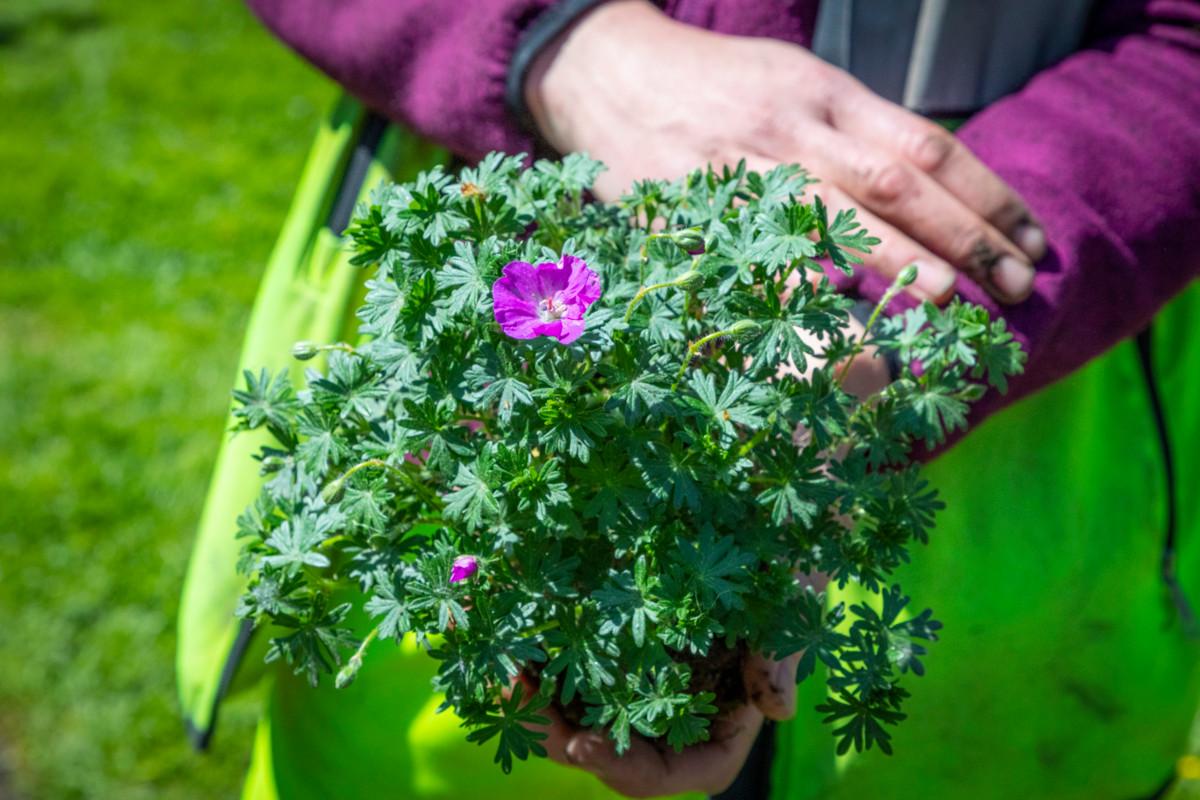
[
  {"left": 184, "top": 617, "right": 256, "bottom": 751},
  {"left": 1134, "top": 327, "right": 1196, "bottom": 636},
  {"left": 326, "top": 111, "right": 389, "bottom": 235}
]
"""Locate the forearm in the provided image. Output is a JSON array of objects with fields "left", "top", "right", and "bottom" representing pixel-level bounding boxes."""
[{"left": 246, "top": 0, "right": 574, "bottom": 159}]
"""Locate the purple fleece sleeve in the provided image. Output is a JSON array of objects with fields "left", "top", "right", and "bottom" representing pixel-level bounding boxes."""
[
  {"left": 245, "top": 0, "right": 558, "bottom": 159},
  {"left": 850, "top": 0, "right": 1200, "bottom": 427}
]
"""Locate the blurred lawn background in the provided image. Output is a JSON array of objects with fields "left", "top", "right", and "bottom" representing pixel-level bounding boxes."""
[{"left": 0, "top": 0, "right": 333, "bottom": 796}]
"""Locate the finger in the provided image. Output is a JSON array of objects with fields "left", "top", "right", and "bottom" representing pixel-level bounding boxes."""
[
  {"left": 840, "top": 351, "right": 892, "bottom": 399},
  {"left": 808, "top": 129, "right": 1036, "bottom": 302},
  {"left": 831, "top": 88, "right": 1047, "bottom": 261},
  {"left": 743, "top": 651, "right": 800, "bottom": 721},
  {"left": 816, "top": 185, "right": 957, "bottom": 302},
  {"left": 565, "top": 705, "right": 763, "bottom": 797}
]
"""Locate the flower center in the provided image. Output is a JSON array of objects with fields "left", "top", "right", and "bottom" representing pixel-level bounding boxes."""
[{"left": 538, "top": 295, "right": 566, "bottom": 321}]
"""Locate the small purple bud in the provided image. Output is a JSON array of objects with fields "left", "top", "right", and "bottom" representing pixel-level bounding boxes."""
[{"left": 449, "top": 555, "right": 479, "bottom": 584}]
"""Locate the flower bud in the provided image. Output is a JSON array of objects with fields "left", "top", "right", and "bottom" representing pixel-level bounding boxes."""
[
  {"left": 672, "top": 228, "right": 706, "bottom": 254},
  {"left": 727, "top": 320, "right": 761, "bottom": 337},
  {"left": 321, "top": 475, "right": 347, "bottom": 504},
  {"left": 335, "top": 653, "right": 363, "bottom": 689},
  {"left": 259, "top": 455, "right": 287, "bottom": 472},
  {"left": 896, "top": 264, "right": 919, "bottom": 288},
  {"left": 292, "top": 340, "right": 320, "bottom": 361},
  {"left": 449, "top": 554, "right": 479, "bottom": 584}
]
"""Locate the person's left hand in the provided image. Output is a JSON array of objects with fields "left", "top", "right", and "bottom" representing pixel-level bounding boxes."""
[{"left": 534, "top": 650, "right": 801, "bottom": 798}]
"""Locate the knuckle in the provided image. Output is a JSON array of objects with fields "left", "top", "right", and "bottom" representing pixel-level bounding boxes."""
[
  {"left": 859, "top": 160, "right": 912, "bottom": 207},
  {"left": 746, "top": 103, "right": 786, "bottom": 148},
  {"left": 991, "top": 195, "right": 1029, "bottom": 228},
  {"left": 812, "top": 75, "right": 850, "bottom": 119},
  {"left": 907, "top": 127, "right": 955, "bottom": 173},
  {"left": 954, "top": 228, "right": 1001, "bottom": 272}
]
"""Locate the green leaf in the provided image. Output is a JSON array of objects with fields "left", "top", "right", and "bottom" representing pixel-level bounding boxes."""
[
  {"left": 672, "top": 528, "right": 754, "bottom": 610},
  {"left": 443, "top": 463, "right": 501, "bottom": 531},
  {"left": 765, "top": 590, "right": 847, "bottom": 682},
  {"left": 751, "top": 202, "right": 819, "bottom": 272},
  {"left": 232, "top": 368, "right": 298, "bottom": 444},
  {"left": 463, "top": 683, "right": 551, "bottom": 774},
  {"left": 814, "top": 196, "right": 880, "bottom": 274},
  {"left": 595, "top": 560, "right": 660, "bottom": 647},
  {"left": 438, "top": 238, "right": 498, "bottom": 315},
  {"left": 262, "top": 516, "right": 331, "bottom": 575},
  {"left": 469, "top": 375, "right": 534, "bottom": 425},
  {"left": 364, "top": 576, "right": 414, "bottom": 641}
]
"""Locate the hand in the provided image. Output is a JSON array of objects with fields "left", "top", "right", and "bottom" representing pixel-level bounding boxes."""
[
  {"left": 535, "top": 651, "right": 802, "bottom": 798},
  {"left": 525, "top": 0, "right": 1045, "bottom": 304}
]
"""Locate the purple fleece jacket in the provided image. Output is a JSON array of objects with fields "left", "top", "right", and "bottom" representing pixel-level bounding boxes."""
[{"left": 246, "top": 0, "right": 1200, "bottom": 427}]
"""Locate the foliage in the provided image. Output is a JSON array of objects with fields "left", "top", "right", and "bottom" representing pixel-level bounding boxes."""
[{"left": 233, "top": 153, "right": 1024, "bottom": 771}]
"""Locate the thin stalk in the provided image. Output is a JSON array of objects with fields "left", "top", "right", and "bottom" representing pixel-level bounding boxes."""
[
  {"left": 624, "top": 279, "right": 682, "bottom": 323},
  {"left": 323, "top": 458, "right": 441, "bottom": 508},
  {"left": 834, "top": 265, "right": 917, "bottom": 385},
  {"left": 623, "top": 260, "right": 701, "bottom": 323},
  {"left": 672, "top": 322, "right": 758, "bottom": 389}
]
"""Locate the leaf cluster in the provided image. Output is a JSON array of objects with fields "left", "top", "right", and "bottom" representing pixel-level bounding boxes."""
[{"left": 232, "top": 153, "right": 1024, "bottom": 770}]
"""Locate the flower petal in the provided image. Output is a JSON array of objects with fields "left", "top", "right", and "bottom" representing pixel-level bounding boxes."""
[
  {"left": 562, "top": 254, "right": 602, "bottom": 306},
  {"left": 449, "top": 555, "right": 479, "bottom": 583},
  {"left": 534, "top": 260, "right": 572, "bottom": 299},
  {"left": 555, "top": 318, "right": 587, "bottom": 344},
  {"left": 494, "top": 261, "right": 541, "bottom": 301},
  {"left": 494, "top": 304, "right": 543, "bottom": 339}
]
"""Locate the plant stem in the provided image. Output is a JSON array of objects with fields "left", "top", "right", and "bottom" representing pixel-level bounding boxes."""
[
  {"left": 324, "top": 458, "right": 442, "bottom": 509},
  {"left": 356, "top": 625, "right": 381, "bottom": 657},
  {"left": 624, "top": 280, "right": 679, "bottom": 323},
  {"left": 673, "top": 329, "right": 734, "bottom": 389},
  {"left": 834, "top": 270, "right": 910, "bottom": 385},
  {"left": 737, "top": 423, "right": 773, "bottom": 459}
]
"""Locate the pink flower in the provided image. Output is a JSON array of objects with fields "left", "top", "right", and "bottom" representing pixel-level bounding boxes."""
[
  {"left": 492, "top": 255, "right": 601, "bottom": 345},
  {"left": 449, "top": 555, "right": 479, "bottom": 584}
]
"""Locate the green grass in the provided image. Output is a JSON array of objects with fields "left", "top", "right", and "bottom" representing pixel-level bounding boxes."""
[{"left": 0, "top": 0, "right": 333, "bottom": 796}]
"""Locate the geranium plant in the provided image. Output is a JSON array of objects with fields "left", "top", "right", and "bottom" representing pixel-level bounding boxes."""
[{"left": 232, "top": 153, "right": 1023, "bottom": 772}]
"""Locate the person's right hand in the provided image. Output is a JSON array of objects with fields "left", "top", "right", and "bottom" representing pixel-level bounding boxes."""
[
  {"left": 535, "top": 650, "right": 802, "bottom": 798},
  {"left": 525, "top": 0, "right": 1046, "bottom": 304}
]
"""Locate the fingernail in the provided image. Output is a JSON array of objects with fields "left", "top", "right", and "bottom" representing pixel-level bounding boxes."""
[
  {"left": 566, "top": 735, "right": 610, "bottom": 769},
  {"left": 1012, "top": 222, "right": 1047, "bottom": 262},
  {"left": 912, "top": 261, "right": 956, "bottom": 300},
  {"left": 991, "top": 255, "right": 1035, "bottom": 301}
]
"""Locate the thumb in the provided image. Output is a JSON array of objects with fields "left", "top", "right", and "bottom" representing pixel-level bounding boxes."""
[{"left": 742, "top": 651, "right": 800, "bottom": 721}]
